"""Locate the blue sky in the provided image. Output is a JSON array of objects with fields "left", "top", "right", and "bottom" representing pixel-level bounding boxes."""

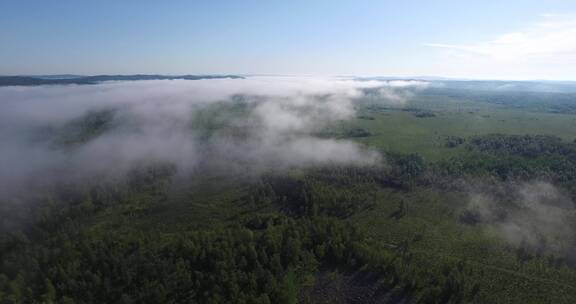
[{"left": 1, "top": 0, "right": 576, "bottom": 79}]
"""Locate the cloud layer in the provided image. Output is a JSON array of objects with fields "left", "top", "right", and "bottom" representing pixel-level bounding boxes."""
[{"left": 0, "top": 76, "right": 428, "bottom": 195}]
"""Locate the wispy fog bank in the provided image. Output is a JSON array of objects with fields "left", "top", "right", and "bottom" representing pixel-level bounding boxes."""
[
  {"left": 0, "top": 77, "right": 429, "bottom": 197},
  {"left": 464, "top": 181, "right": 576, "bottom": 257}
]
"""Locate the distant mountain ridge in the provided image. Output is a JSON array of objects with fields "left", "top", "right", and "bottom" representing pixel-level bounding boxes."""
[{"left": 0, "top": 74, "right": 244, "bottom": 86}]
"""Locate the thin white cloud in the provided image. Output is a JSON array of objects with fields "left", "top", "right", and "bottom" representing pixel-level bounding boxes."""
[
  {"left": 541, "top": 13, "right": 569, "bottom": 18},
  {"left": 426, "top": 16, "right": 576, "bottom": 62},
  {"left": 423, "top": 15, "right": 576, "bottom": 79}
]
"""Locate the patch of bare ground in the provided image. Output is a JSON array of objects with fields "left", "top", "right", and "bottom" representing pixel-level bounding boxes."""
[{"left": 299, "top": 270, "right": 411, "bottom": 304}]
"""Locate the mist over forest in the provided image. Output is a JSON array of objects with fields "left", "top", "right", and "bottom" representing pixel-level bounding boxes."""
[
  {"left": 1, "top": 75, "right": 576, "bottom": 303},
  {"left": 0, "top": 77, "right": 409, "bottom": 188}
]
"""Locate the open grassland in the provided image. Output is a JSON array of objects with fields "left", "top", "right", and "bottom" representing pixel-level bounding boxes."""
[{"left": 341, "top": 94, "right": 576, "bottom": 160}]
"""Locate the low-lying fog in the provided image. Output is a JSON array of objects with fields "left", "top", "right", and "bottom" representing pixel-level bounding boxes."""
[{"left": 0, "top": 76, "right": 428, "bottom": 191}]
